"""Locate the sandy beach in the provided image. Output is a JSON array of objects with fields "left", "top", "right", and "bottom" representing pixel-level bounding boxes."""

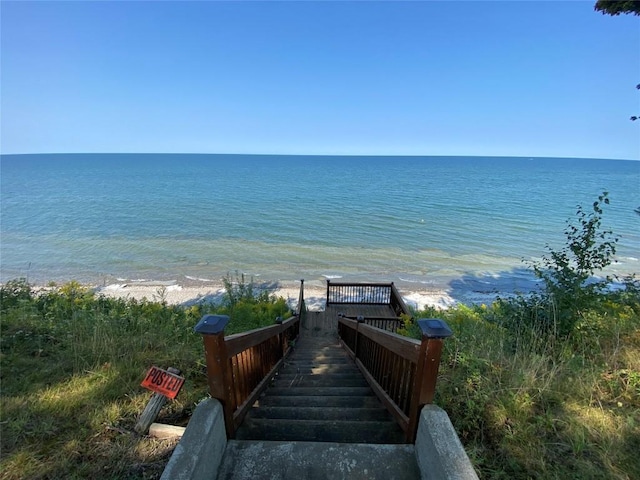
[{"left": 93, "top": 277, "right": 505, "bottom": 312}]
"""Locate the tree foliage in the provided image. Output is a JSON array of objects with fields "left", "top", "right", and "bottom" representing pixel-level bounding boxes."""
[
  {"left": 594, "top": 0, "right": 640, "bottom": 16},
  {"left": 631, "top": 83, "right": 640, "bottom": 121},
  {"left": 520, "top": 192, "right": 620, "bottom": 337},
  {"left": 595, "top": 2, "right": 640, "bottom": 121}
]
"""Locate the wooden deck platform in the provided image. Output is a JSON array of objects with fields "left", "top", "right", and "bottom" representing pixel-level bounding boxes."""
[{"left": 301, "top": 305, "right": 400, "bottom": 336}]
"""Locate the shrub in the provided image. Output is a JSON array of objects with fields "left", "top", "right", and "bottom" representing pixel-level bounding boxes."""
[
  {"left": 0, "top": 278, "right": 34, "bottom": 311},
  {"left": 222, "top": 271, "right": 256, "bottom": 307},
  {"left": 497, "top": 192, "right": 623, "bottom": 339}
]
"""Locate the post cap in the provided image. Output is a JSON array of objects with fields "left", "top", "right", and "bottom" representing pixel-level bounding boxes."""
[
  {"left": 194, "top": 314, "right": 230, "bottom": 335},
  {"left": 417, "top": 318, "right": 453, "bottom": 339},
  {"left": 356, "top": 315, "right": 365, "bottom": 323}
]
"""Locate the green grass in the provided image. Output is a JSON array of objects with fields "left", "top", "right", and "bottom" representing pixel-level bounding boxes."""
[
  {"left": 2, "top": 279, "right": 638, "bottom": 479},
  {"left": 400, "top": 295, "right": 640, "bottom": 479},
  {"left": 0, "top": 280, "right": 290, "bottom": 480}
]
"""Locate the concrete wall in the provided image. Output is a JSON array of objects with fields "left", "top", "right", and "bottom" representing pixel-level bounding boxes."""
[
  {"left": 160, "top": 398, "right": 227, "bottom": 480},
  {"left": 414, "top": 405, "right": 479, "bottom": 480}
]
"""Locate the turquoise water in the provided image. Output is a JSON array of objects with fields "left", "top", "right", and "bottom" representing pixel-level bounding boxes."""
[{"left": 1, "top": 154, "right": 638, "bottom": 294}]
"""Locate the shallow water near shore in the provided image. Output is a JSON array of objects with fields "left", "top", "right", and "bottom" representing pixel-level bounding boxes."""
[{"left": 1, "top": 154, "right": 638, "bottom": 305}]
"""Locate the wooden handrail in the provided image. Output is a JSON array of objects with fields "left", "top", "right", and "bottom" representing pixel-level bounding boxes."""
[
  {"left": 338, "top": 315, "right": 452, "bottom": 443},
  {"left": 194, "top": 280, "right": 303, "bottom": 438},
  {"left": 338, "top": 313, "right": 404, "bottom": 333}
]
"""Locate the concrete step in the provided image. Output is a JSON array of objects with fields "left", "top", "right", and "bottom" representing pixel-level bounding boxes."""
[
  {"left": 272, "top": 374, "right": 369, "bottom": 388},
  {"left": 247, "top": 406, "right": 391, "bottom": 421},
  {"left": 258, "top": 395, "right": 384, "bottom": 408},
  {"left": 217, "top": 440, "right": 419, "bottom": 480},
  {"left": 235, "top": 418, "right": 406, "bottom": 444}
]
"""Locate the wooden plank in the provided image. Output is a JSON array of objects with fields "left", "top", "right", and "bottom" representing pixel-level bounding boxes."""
[
  {"left": 149, "top": 423, "right": 186, "bottom": 439},
  {"left": 134, "top": 367, "right": 181, "bottom": 435},
  {"left": 225, "top": 317, "right": 298, "bottom": 357},
  {"left": 357, "top": 323, "right": 421, "bottom": 362},
  {"left": 233, "top": 349, "right": 290, "bottom": 428},
  {"left": 339, "top": 337, "right": 356, "bottom": 360},
  {"left": 338, "top": 317, "right": 358, "bottom": 330},
  {"left": 231, "top": 355, "right": 242, "bottom": 408},
  {"left": 419, "top": 339, "right": 444, "bottom": 405},
  {"left": 355, "top": 358, "right": 409, "bottom": 434}
]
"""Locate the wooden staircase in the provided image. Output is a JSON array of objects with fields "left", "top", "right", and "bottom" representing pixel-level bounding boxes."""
[{"left": 235, "top": 334, "right": 405, "bottom": 444}]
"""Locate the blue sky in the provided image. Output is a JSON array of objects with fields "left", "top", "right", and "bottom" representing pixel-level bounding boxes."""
[{"left": 1, "top": 1, "right": 638, "bottom": 159}]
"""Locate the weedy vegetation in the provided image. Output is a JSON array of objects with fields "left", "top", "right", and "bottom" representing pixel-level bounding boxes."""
[
  {"left": 399, "top": 193, "right": 640, "bottom": 479},
  {"left": 1, "top": 194, "right": 638, "bottom": 479},
  {"left": 0, "top": 274, "right": 290, "bottom": 479}
]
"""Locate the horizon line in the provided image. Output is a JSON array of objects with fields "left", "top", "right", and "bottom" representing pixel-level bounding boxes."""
[{"left": 1, "top": 152, "right": 638, "bottom": 162}]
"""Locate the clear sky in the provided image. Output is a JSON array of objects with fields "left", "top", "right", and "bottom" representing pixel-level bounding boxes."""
[{"left": 1, "top": 1, "right": 638, "bottom": 159}]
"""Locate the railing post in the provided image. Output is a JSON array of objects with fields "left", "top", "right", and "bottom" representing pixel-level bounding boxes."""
[
  {"left": 297, "top": 279, "right": 305, "bottom": 321},
  {"left": 354, "top": 315, "right": 365, "bottom": 358},
  {"left": 326, "top": 279, "right": 331, "bottom": 304},
  {"left": 194, "top": 314, "right": 236, "bottom": 439},
  {"left": 275, "top": 316, "right": 286, "bottom": 357},
  {"left": 407, "top": 318, "right": 453, "bottom": 443}
]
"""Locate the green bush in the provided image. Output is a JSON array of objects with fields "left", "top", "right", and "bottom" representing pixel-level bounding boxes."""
[
  {"left": 495, "top": 192, "right": 627, "bottom": 339},
  {"left": 0, "top": 278, "right": 34, "bottom": 311},
  {"left": 218, "top": 271, "right": 292, "bottom": 333}
]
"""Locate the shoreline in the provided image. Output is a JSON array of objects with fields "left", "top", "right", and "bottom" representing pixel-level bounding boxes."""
[
  {"left": 91, "top": 276, "right": 514, "bottom": 311},
  {"left": 15, "top": 265, "right": 638, "bottom": 312},
  {"left": 21, "top": 267, "right": 637, "bottom": 312}
]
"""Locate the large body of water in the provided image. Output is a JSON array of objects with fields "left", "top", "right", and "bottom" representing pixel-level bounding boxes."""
[{"left": 1, "top": 154, "right": 638, "bottom": 298}]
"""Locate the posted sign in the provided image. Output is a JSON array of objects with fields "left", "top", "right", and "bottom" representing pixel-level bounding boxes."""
[{"left": 141, "top": 366, "right": 185, "bottom": 399}]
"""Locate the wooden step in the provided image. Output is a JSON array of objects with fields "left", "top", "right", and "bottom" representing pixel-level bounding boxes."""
[
  {"left": 272, "top": 374, "right": 369, "bottom": 388},
  {"left": 264, "top": 386, "right": 373, "bottom": 397},
  {"left": 278, "top": 364, "right": 360, "bottom": 375},
  {"left": 246, "top": 406, "right": 391, "bottom": 421},
  {"left": 234, "top": 334, "right": 404, "bottom": 444},
  {"left": 257, "top": 395, "right": 384, "bottom": 409}
]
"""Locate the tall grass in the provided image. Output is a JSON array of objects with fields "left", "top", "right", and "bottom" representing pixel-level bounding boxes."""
[
  {"left": 0, "top": 279, "right": 290, "bottom": 480},
  {"left": 401, "top": 290, "right": 640, "bottom": 479},
  {"left": 1, "top": 275, "right": 638, "bottom": 479}
]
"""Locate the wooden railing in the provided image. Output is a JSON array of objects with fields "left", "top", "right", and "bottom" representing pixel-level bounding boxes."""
[
  {"left": 194, "top": 280, "right": 304, "bottom": 438},
  {"left": 389, "top": 282, "right": 411, "bottom": 316},
  {"left": 338, "top": 316, "right": 452, "bottom": 443},
  {"left": 338, "top": 313, "right": 404, "bottom": 333},
  {"left": 327, "top": 280, "right": 393, "bottom": 305},
  {"left": 328, "top": 281, "right": 411, "bottom": 332}
]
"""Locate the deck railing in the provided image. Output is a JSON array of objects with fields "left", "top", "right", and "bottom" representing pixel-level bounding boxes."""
[
  {"left": 327, "top": 281, "right": 411, "bottom": 332},
  {"left": 327, "top": 280, "right": 392, "bottom": 305},
  {"left": 194, "top": 280, "right": 304, "bottom": 438},
  {"left": 338, "top": 313, "right": 404, "bottom": 333},
  {"left": 338, "top": 315, "right": 452, "bottom": 443}
]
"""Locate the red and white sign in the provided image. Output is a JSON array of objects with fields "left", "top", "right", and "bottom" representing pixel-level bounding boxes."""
[{"left": 141, "top": 366, "right": 185, "bottom": 399}]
